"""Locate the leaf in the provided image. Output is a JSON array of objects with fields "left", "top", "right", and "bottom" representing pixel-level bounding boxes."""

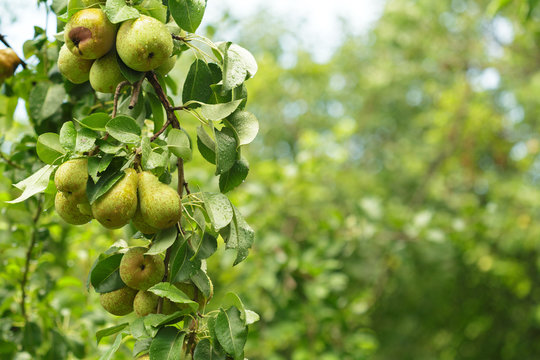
[
  {"left": 117, "top": 54, "right": 145, "bottom": 83},
  {"left": 196, "top": 232, "right": 217, "bottom": 259},
  {"left": 133, "top": 339, "right": 152, "bottom": 358},
  {"left": 219, "top": 42, "right": 258, "bottom": 92},
  {"left": 138, "top": 0, "right": 168, "bottom": 23},
  {"left": 223, "top": 292, "right": 247, "bottom": 324},
  {"left": 96, "top": 323, "right": 129, "bottom": 345},
  {"left": 99, "top": 333, "right": 123, "bottom": 360},
  {"left": 215, "top": 307, "right": 248, "bottom": 360},
  {"left": 75, "top": 128, "right": 98, "bottom": 153},
  {"left": 146, "top": 93, "right": 164, "bottom": 133},
  {"left": 106, "top": 115, "right": 142, "bottom": 144},
  {"left": 168, "top": 0, "right": 207, "bottom": 33},
  {"left": 202, "top": 192, "right": 233, "bottom": 231},
  {"left": 90, "top": 253, "right": 125, "bottom": 293},
  {"left": 147, "top": 282, "right": 199, "bottom": 311},
  {"left": 167, "top": 128, "right": 192, "bottom": 161},
  {"left": 245, "top": 310, "right": 260, "bottom": 325},
  {"left": 146, "top": 227, "right": 178, "bottom": 255},
  {"left": 87, "top": 154, "right": 114, "bottom": 183},
  {"left": 219, "top": 158, "right": 249, "bottom": 193},
  {"left": 149, "top": 327, "right": 185, "bottom": 360},
  {"left": 197, "top": 125, "right": 216, "bottom": 164},
  {"left": 36, "top": 133, "right": 65, "bottom": 165},
  {"left": 183, "top": 59, "right": 214, "bottom": 103},
  {"left": 75, "top": 113, "right": 110, "bottom": 132},
  {"left": 221, "top": 205, "right": 254, "bottom": 265},
  {"left": 190, "top": 268, "right": 212, "bottom": 299},
  {"left": 215, "top": 127, "right": 237, "bottom": 175},
  {"left": 193, "top": 338, "right": 226, "bottom": 360},
  {"left": 225, "top": 110, "right": 259, "bottom": 146},
  {"left": 86, "top": 163, "right": 125, "bottom": 204},
  {"left": 104, "top": 0, "right": 140, "bottom": 24},
  {"left": 195, "top": 99, "right": 243, "bottom": 121},
  {"left": 29, "top": 82, "right": 66, "bottom": 121},
  {"left": 170, "top": 239, "right": 200, "bottom": 282},
  {"left": 59, "top": 122, "right": 76, "bottom": 152}
]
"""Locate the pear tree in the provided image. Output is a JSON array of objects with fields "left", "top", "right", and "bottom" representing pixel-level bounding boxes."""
[{"left": 6, "top": 0, "right": 260, "bottom": 358}]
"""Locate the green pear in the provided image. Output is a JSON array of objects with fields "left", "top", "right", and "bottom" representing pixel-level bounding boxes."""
[
  {"left": 132, "top": 205, "right": 159, "bottom": 235},
  {"left": 57, "top": 44, "right": 93, "bottom": 84},
  {"left": 55, "top": 191, "right": 92, "bottom": 225},
  {"left": 82, "top": 0, "right": 105, "bottom": 7},
  {"left": 92, "top": 168, "right": 138, "bottom": 229},
  {"left": 155, "top": 55, "right": 177, "bottom": 76},
  {"left": 54, "top": 158, "right": 88, "bottom": 195},
  {"left": 119, "top": 247, "right": 164, "bottom": 290},
  {"left": 89, "top": 50, "right": 127, "bottom": 93},
  {"left": 175, "top": 281, "right": 208, "bottom": 307},
  {"left": 64, "top": 9, "right": 116, "bottom": 59},
  {"left": 138, "top": 171, "right": 181, "bottom": 229},
  {"left": 133, "top": 290, "right": 178, "bottom": 316},
  {"left": 116, "top": 15, "right": 173, "bottom": 72},
  {"left": 77, "top": 200, "right": 93, "bottom": 217},
  {"left": 99, "top": 286, "right": 137, "bottom": 316}
]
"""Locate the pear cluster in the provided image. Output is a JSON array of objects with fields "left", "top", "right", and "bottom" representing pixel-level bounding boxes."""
[
  {"left": 54, "top": 159, "right": 181, "bottom": 233},
  {"left": 58, "top": 8, "right": 175, "bottom": 92}
]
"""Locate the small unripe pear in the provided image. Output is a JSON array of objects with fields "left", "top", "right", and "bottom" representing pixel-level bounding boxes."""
[
  {"left": 138, "top": 171, "right": 181, "bottom": 229},
  {"left": 99, "top": 286, "right": 137, "bottom": 316},
  {"left": 0, "top": 48, "right": 21, "bottom": 83},
  {"left": 91, "top": 168, "right": 138, "bottom": 229},
  {"left": 133, "top": 290, "right": 178, "bottom": 316},
  {"left": 57, "top": 44, "right": 93, "bottom": 84},
  {"left": 132, "top": 205, "right": 159, "bottom": 235},
  {"left": 119, "top": 247, "right": 164, "bottom": 291},
  {"left": 155, "top": 55, "right": 177, "bottom": 76},
  {"left": 89, "top": 50, "right": 127, "bottom": 93},
  {"left": 65, "top": 9, "right": 116, "bottom": 59},
  {"left": 116, "top": 15, "right": 173, "bottom": 71},
  {"left": 55, "top": 191, "right": 92, "bottom": 225},
  {"left": 54, "top": 158, "right": 88, "bottom": 195}
]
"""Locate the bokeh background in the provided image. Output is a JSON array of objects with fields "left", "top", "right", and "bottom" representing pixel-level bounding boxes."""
[{"left": 1, "top": 0, "right": 540, "bottom": 359}]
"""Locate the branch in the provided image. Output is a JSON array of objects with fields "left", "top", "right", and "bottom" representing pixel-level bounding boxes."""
[
  {"left": 21, "top": 198, "right": 42, "bottom": 320},
  {"left": 129, "top": 78, "right": 143, "bottom": 109},
  {"left": 150, "top": 119, "right": 172, "bottom": 142},
  {"left": 0, "top": 34, "right": 27, "bottom": 69},
  {"left": 112, "top": 80, "right": 131, "bottom": 118}
]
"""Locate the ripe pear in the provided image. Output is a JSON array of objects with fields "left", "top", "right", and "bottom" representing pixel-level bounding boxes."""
[
  {"left": 155, "top": 55, "right": 177, "bottom": 76},
  {"left": 91, "top": 168, "right": 138, "bottom": 229},
  {"left": 116, "top": 15, "right": 173, "bottom": 71},
  {"left": 132, "top": 205, "right": 159, "bottom": 235},
  {"left": 57, "top": 44, "right": 93, "bottom": 84},
  {"left": 138, "top": 171, "right": 181, "bottom": 229},
  {"left": 54, "top": 158, "right": 88, "bottom": 195},
  {"left": 55, "top": 191, "right": 93, "bottom": 225},
  {"left": 89, "top": 50, "right": 126, "bottom": 93},
  {"left": 133, "top": 290, "right": 178, "bottom": 316},
  {"left": 64, "top": 9, "right": 116, "bottom": 59},
  {"left": 0, "top": 48, "right": 21, "bottom": 83},
  {"left": 99, "top": 286, "right": 137, "bottom": 316},
  {"left": 119, "top": 247, "right": 164, "bottom": 290}
]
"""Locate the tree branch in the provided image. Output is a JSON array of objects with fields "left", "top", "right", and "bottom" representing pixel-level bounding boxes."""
[
  {"left": 129, "top": 78, "right": 143, "bottom": 109},
  {"left": 21, "top": 198, "right": 42, "bottom": 320},
  {"left": 0, "top": 34, "right": 27, "bottom": 69},
  {"left": 150, "top": 119, "right": 172, "bottom": 142},
  {"left": 112, "top": 80, "right": 131, "bottom": 118}
]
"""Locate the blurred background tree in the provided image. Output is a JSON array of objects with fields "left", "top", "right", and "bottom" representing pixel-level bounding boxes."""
[{"left": 1, "top": 0, "right": 540, "bottom": 359}]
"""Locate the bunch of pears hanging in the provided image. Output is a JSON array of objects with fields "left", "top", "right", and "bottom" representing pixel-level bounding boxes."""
[{"left": 57, "top": 6, "right": 176, "bottom": 91}]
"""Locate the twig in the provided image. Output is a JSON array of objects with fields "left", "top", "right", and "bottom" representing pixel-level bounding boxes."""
[
  {"left": 0, "top": 34, "right": 27, "bottom": 69},
  {"left": 172, "top": 34, "right": 189, "bottom": 42},
  {"left": 150, "top": 119, "right": 172, "bottom": 142},
  {"left": 171, "top": 106, "right": 186, "bottom": 111},
  {"left": 21, "top": 198, "right": 42, "bottom": 320},
  {"left": 112, "top": 80, "right": 131, "bottom": 118},
  {"left": 129, "top": 79, "right": 143, "bottom": 109}
]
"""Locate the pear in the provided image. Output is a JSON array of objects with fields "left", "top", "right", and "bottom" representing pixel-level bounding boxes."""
[
  {"left": 133, "top": 290, "right": 178, "bottom": 316},
  {"left": 99, "top": 286, "right": 137, "bottom": 316},
  {"left": 155, "top": 55, "right": 177, "bottom": 76},
  {"left": 91, "top": 168, "right": 138, "bottom": 229},
  {"left": 138, "top": 171, "right": 181, "bottom": 229},
  {"left": 64, "top": 9, "right": 116, "bottom": 59},
  {"left": 116, "top": 15, "right": 173, "bottom": 72},
  {"left": 77, "top": 200, "right": 93, "bottom": 217},
  {"left": 132, "top": 205, "right": 159, "bottom": 235},
  {"left": 55, "top": 191, "right": 93, "bottom": 225},
  {"left": 119, "top": 247, "right": 165, "bottom": 290},
  {"left": 57, "top": 44, "right": 93, "bottom": 84},
  {"left": 0, "top": 48, "right": 21, "bottom": 83},
  {"left": 89, "top": 50, "right": 127, "bottom": 93},
  {"left": 54, "top": 158, "right": 88, "bottom": 195},
  {"left": 175, "top": 281, "right": 208, "bottom": 307}
]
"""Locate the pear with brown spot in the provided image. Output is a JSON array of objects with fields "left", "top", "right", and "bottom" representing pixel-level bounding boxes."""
[{"left": 64, "top": 8, "right": 116, "bottom": 59}]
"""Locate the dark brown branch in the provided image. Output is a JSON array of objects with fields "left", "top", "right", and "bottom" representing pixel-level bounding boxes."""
[
  {"left": 112, "top": 80, "right": 131, "bottom": 118},
  {"left": 21, "top": 198, "right": 42, "bottom": 320},
  {"left": 0, "top": 34, "right": 27, "bottom": 69},
  {"left": 172, "top": 34, "right": 188, "bottom": 42},
  {"left": 150, "top": 119, "right": 172, "bottom": 142},
  {"left": 171, "top": 106, "right": 186, "bottom": 111},
  {"left": 129, "top": 79, "right": 143, "bottom": 109}
]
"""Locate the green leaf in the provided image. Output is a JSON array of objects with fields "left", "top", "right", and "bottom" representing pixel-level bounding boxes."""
[
  {"left": 196, "top": 232, "right": 217, "bottom": 259},
  {"left": 86, "top": 163, "right": 125, "bottom": 204},
  {"left": 149, "top": 327, "right": 185, "bottom": 360},
  {"left": 75, "top": 128, "right": 98, "bottom": 153},
  {"left": 215, "top": 307, "right": 248, "bottom": 360},
  {"left": 117, "top": 53, "right": 145, "bottom": 83},
  {"left": 197, "top": 125, "right": 216, "bottom": 164},
  {"left": 220, "top": 205, "right": 254, "bottom": 265},
  {"left": 147, "top": 282, "right": 199, "bottom": 311},
  {"left": 190, "top": 268, "right": 212, "bottom": 299},
  {"left": 220, "top": 42, "right": 258, "bottom": 92},
  {"left": 75, "top": 113, "right": 110, "bottom": 132},
  {"left": 138, "top": 0, "right": 168, "bottom": 23},
  {"left": 146, "top": 93, "right": 165, "bottom": 133},
  {"left": 36, "top": 133, "right": 65, "bottom": 164},
  {"left": 183, "top": 59, "right": 214, "bottom": 103},
  {"left": 7, "top": 165, "right": 54, "bottom": 203},
  {"left": 245, "top": 310, "right": 260, "bottom": 325},
  {"left": 104, "top": 0, "right": 140, "bottom": 24},
  {"left": 90, "top": 253, "right": 125, "bottom": 293},
  {"left": 167, "top": 128, "right": 192, "bottom": 161},
  {"left": 202, "top": 192, "right": 233, "bottom": 231},
  {"left": 87, "top": 154, "right": 114, "bottom": 183},
  {"left": 170, "top": 238, "right": 201, "bottom": 282},
  {"left": 29, "top": 82, "right": 66, "bottom": 121},
  {"left": 195, "top": 99, "right": 243, "bottom": 121},
  {"left": 215, "top": 127, "right": 237, "bottom": 175},
  {"left": 59, "top": 122, "right": 76, "bottom": 152},
  {"left": 96, "top": 323, "right": 129, "bottom": 345},
  {"left": 106, "top": 115, "right": 142, "bottom": 144},
  {"left": 168, "top": 0, "right": 207, "bottom": 33},
  {"left": 146, "top": 227, "right": 178, "bottom": 255},
  {"left": 99, "top": 333, "right": 123, "bottom": 360},
  {"left": 130, "top": 318, "right": 150, "bottom": 340},
  {"left": 133, "top": 339, "right": 152, "bottom": 358},
  {"left": 219, "top": 158, "right": 249, "bottom": 193},
  {"left": 225, "top": 110, "right": 259, "bottom": 146},
  {"left": 193, "top": 338, "right": 226, "bottom": 360}
]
